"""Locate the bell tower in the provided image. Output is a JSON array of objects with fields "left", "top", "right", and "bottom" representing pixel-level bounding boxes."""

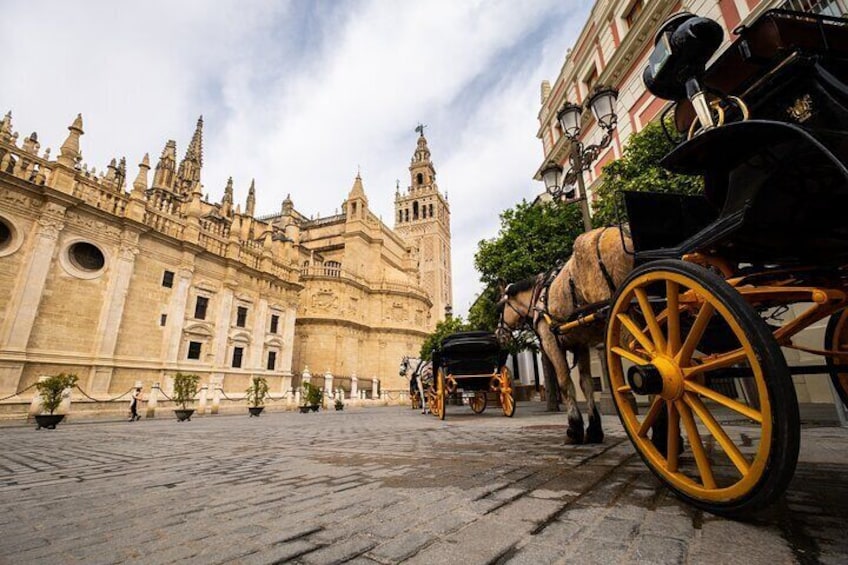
[{"left": 394, "top": 126, "right": 452, "bottom": 323}]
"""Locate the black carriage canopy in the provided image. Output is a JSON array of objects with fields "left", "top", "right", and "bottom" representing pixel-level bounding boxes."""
[
  {"left": 627, "top": 9, "right": 848, "bottom": 266},
  {"left": 433, "top": 331, "right": 508, "bottom": 391}
]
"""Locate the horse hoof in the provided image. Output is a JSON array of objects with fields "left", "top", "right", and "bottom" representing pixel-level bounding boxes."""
[
  {"left": 584, "top": 430, "right": 604, "bottom": 444},
  {"left": 566, "top": 428, "right": 584, "bottom": 445}
]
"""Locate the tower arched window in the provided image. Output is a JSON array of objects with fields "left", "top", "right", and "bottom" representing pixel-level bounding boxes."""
[
  {"left": 405, "top": 209, "right": 409, "bottom": 222},
  {"left": 398, "top": 210, "right": 403, "bottom": 223},
  {"left": 429, "top": 203, "right": 434, "bottom": 217},
  {"left": 413, "top": 201, "right": 419, "bottom": 220},
  {"left": 417, "top": 173, "right": 423, "bottom": 185},
  {"left": 422, "top": 205, "right": 427, "bottom": 219}
]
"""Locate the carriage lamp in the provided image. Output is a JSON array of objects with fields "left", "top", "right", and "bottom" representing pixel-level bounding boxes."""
[{"left": 544, "top": 85, "right": 619, "bottom": 232}]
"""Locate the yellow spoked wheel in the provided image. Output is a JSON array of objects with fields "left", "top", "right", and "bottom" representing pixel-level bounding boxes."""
[
  {"left": 470, "top": 391, "right": 487, "bottom": 414},
  {"left": 499, "top": 367, "right": 515, "bottom": 418},
  {"left": 433, "top": 369, "right": 446, "bottom": 420},
  {"left": 606, "top": 260, "right": 799, "bottom": 516},
  {"left": 826, "top": 308, "right": 848, "bottom": 408}
]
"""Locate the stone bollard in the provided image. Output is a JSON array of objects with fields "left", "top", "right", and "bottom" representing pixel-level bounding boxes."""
[
  {"left": 197, "top": 384, "right": 208, "bottom": 415},
  {"left": 211, "top": 385, "right": 221, "bottom": 415},
  {"left": 323, "top": 371, "right": 333, "bottom": 406},
  {"left": 371, "top": 377, "right": 379, "bottom": 401},
  {"left": 147, "top": 382, "right": 159, "bottom": 418},
  {"left": 350, "top": 374, "right": 358, "bottom": 400},
  {"left": 28, "top": 376, "right": 49, "bottom": 419}
]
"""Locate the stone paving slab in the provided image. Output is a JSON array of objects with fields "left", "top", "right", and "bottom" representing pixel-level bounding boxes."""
[{"left": 0, "top": 403, "right": 846, "bottom": 564}]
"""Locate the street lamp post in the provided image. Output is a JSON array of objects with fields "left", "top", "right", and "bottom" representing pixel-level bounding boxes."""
[{"left": 541, "top": 85, "right": 619, "bottom": 233}]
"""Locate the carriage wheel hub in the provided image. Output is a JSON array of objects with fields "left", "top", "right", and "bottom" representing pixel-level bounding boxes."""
[
  {"left": 627, "top": 364, "right": 663, "bottom": 395},
  {"left": 653, "top": 356, "right": 685, "bottom": 400}
]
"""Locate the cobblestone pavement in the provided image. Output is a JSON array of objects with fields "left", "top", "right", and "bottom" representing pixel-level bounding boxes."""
[{"left": 1, "top": 402, "right": 847, "bottom": 564}]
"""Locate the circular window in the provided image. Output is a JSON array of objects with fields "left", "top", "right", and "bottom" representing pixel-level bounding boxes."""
[
  {"left": 0, "top": 220, "right": 10, "bottom": 250},
  {"left": 68, "top": 242, "right": 105, "bottom": 271},
  {"left": 0, "top": 216, "right": 22, "bottom": 258}
]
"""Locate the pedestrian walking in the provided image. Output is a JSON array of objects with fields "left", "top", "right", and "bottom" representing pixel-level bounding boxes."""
[{"left": 129, "top": 387, "right": 142, "bottom": 421}]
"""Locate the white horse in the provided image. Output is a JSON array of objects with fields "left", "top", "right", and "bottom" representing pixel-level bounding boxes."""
[{"left": 399, "top": 356, "right": 432, "bottom": 414}]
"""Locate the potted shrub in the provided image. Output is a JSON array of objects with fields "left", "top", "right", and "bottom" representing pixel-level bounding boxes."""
[
  {"left": 334, "top": 396, "right": 344, "bottom": 411},
  {"left": 245, "top": 376, "right": 269, "bottom": 417},
  {"left": 34, "top": 373, "right": 78, "bottom": 430},
  {"left": 302, "top": 381, "right": 322, "bottom": 412},
  {"left": 172, "top": 372, "right": 200, "bottom": 422}
]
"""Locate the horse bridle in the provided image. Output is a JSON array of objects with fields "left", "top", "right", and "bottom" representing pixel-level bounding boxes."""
[{"left": 497, "top": 280, "right": 543, "bottom": 342}]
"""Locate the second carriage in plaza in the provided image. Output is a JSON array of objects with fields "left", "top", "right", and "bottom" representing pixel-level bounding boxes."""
[{"left": 427, "top": 331, "right": 516, "bottom": 420}]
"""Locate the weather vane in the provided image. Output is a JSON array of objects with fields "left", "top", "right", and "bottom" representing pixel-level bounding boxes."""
[{"left": 415, "top": 123, "right": 427, "bottom": 135}]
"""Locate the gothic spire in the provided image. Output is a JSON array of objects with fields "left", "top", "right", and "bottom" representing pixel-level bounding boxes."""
[
  {"left": 246, "top": 178, "right": 256, "bottom": 217},
  {"left": 151, "top": 140, "right": 177, "bottom": 191},
  {"left": 132, "top": 153, "right": 150, "bottom": 195},
  {"left": 221, "top": 176, "right": 234, "bottom": 217},
  {"left": 57, "top": 113, "right": 84, "bottom": 168},
  {"left": 347, "top": 171, "right": 367, "bottom": 201},
  {"left": 176, "top": 116, "right": 203, "bottom": 198}
]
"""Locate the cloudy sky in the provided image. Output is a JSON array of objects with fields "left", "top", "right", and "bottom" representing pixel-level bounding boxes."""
[{"left": 0, "top": 0, "right": 591, "bottom": 317}]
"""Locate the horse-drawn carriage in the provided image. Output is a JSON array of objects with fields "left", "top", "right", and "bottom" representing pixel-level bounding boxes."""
[
  {"left": 499, "top": 8, "right": 848, "bottom": 516},
  {"left": 427, "top": 331, "right": 515, "bottom": 420},
  {"left": 611, "top": 8, "right": 848, "bottom": 516}
]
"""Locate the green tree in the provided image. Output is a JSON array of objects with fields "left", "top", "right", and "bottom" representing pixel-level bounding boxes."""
[
  {"left": 592, "top": 118, "right": 703, "bottom": 227},
  {"left": 466, "top": 285, "right": 500, "bottom": 332},
  {"left": 474, "top": 199, "right": 584, "bottom": 288},
  {"left": 419, "top": 316, "right": 468, "bottom": 360}
]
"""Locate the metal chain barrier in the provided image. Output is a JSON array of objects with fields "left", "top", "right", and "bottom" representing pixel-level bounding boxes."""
[
  {"left": 386, "top": 391, "right": 400, "bottom": 400},
  {"left": 0, "top": 382, "right": 37, "bottom": 402},
  {"left": 217, "top": 387, "right": 238, "bottom": 401},
  {"left": 157, "top": 388, "right": 173, "bottom": 401},
  {"left": 264, "top": 391, "right": 291, "bottom": 402},
  {"left": 74, "top": 385, "right": 135, "bottom": 403}
]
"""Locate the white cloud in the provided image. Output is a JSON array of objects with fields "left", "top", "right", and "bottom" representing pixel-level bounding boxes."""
[{"left": 0, "top": 0, "right": 592, "bottom": 317}]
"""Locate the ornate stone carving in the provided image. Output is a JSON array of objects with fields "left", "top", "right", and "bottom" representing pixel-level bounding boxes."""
[
  {"left": 312, "top": 289, "right": 338, "bottom": 311},
  {"left": 65, "top": 210, "right": 121, "bottom": 238}
]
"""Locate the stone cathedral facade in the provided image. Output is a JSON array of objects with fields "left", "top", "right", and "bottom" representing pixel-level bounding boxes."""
[{"left": 0, "top": 112, "right": 451, "bottom": 405}]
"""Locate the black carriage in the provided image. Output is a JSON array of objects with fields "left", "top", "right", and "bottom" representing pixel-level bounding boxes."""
[
  {"left": 428, "top": 331, "right": 515, "bottom": 419},
  {"left": 602, "top": 9, "right": 848, "bottom": 515}
]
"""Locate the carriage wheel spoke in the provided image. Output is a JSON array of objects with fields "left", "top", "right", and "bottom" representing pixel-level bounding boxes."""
[
  {"left": 682, "top": 349, "right": 747, "bottom": 379},
  {"left": 684, "top": 379, "right": 763, "bottom": 423},
  {"left": 637, "top": 396, "right": 664, "bottom": 438},
  {"left": 667, "top": 400, "right": 681, "bottom": 473},
  {"left": 677, "top": 399, "right": 717, "bottom": 489},
  {"left": 611, "top": 346, "right": 650, "bottom": 366},
  {"left": 617, "top": 313, "right": 656, "bottom": 354},
  {"left": 684, "top": 393, "right": 751, "bottom": 476},
  {"left": 675, "top": 302, "right": 715, "bottom": 366},
  {"left": 635, "top": 288, "right": 667, "bottom": 353},
  {"left": 666, "top": 281, "right": 682, "bottom": 356}
]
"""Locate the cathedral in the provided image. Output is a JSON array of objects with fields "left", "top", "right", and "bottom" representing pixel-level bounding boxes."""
[{"left": 0, "top": 111, "right": 451, "bottom": 406}]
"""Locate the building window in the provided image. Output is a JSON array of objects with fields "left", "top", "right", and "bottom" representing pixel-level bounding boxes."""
[
  {"left": 267, "top": 351, "right": 277, "bottom": 371},
  {"left": 194, "top": 296, "right": 209, "bottom": 320},
  {"left": 187, "top": 341, "right": 202, "bottom": 360},
  {"left": 781, "top": 0, "right": 847, "bottom": 16},
  {"left": 398, "top": 210, "right": 403, "bottom": 223},
  {"left": 162, "top": 270, "right": 174, "bottom": 288},
  {"left": 68, "top": 242, "right": 105, "bottom": 271},
  {"left": 270, "top": 314, "right": 280, "bottom": 334},
  {"left": 236, "top": 306, "right": 248, "bottom": 327},
  {"left": 413, "top": 201, "right": 419, "bottom": 220},
  {"left": 585, "top": 66, "right": 599, "bottom": 92},
  {"left": 404, "top": 209, "right": 409, "bottom": 222},
  {"left": 417, "top": 173, "right": 424, "bottom": 185},
  {"left": 160, "top": 314, "right": 167, "bottom": 326},
  {"left": 429, "top": 204, "right": 434, "bottom": 217},
  {"left": 232, "top": 346, "right": 244, "bottom": 368},
  {"left": 624, "top": 0, "right": 644, "bottom": 28}
]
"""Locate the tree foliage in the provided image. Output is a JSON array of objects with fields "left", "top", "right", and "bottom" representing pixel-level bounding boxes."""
[
  {"left": 474, "top": 199, "right": 584, "bottom": 289},
  {"left": 592, "top": 118, "right": 703, "bottom": 227},
  {"left": 419, "top": 316, "right": 468, "bottom": 360}
]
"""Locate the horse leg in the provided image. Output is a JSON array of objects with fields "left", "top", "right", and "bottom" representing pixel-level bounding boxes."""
[
  {"left": 418, "top": 371, "right": 428, "bottom": 414},
  {"left": 538, "top": 323, "right": 583, "bottom": 444},
  {"left": 578, "top": 345, "right": 603, "bottom": 444}
]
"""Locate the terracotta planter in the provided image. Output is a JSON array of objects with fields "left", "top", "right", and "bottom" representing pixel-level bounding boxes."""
[
  {"left": 298, "top": 405, "right": 311, "bottom": 413},
  {"left": 174, "top": 409, "right": 195, "bottom": 422},
  {"left": 35, "top": 414, "right": 65, "bottom": 430},
  {"left": 248, "top": 406, "right": 265, "bottom": 417}
]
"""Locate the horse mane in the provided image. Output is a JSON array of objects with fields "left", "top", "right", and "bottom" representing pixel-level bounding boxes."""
[{"left": 505, "top": 276, "right": 537, "bottom": 297}]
